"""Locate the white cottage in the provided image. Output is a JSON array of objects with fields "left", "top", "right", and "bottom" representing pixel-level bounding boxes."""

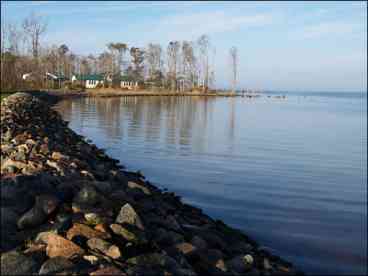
[{"left": 72, "top": 74, "right": 109, "bottom": 88}]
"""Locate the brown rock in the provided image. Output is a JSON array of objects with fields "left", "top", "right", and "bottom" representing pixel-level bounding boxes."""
[
  {"left": 52, "top": 151, "right": 69, "bottom": 161},
  {"left": 94, "top": 224, "right": 109, "bottom": 233},
  {"left": 175, "top": 242, "right": 196, "bottom": 255},
  {"left": 66, "top": 223, "right": 111, "bottom": 240},
  {"left": 36, "top": 232, "right": 85, "bottom": 259}
]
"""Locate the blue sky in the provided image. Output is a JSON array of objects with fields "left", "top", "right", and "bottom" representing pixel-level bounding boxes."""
[{"left": 1, "top": 1, "right": 367, "bottom": 92}]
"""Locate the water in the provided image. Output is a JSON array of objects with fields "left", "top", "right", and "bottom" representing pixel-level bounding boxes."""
[{"left": 55, "top": 92, "right": 367, "bottom": 275}]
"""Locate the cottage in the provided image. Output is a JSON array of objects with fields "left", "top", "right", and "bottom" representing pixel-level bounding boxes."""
[
  {"left": 71, "top": 74, "right": 108, "bottom": 88},
  {"left": 120, "top": 76, "right": 139, "bottom": 90}
]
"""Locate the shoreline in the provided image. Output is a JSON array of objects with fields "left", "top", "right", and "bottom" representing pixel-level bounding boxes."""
[
  {"left": 0, "top": 92, "right": 301, "bottom": 275},
  {"left": 1, "top": 89, "right": 264, "bottom": 102}
]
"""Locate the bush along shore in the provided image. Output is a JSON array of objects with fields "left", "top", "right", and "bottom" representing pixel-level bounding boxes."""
[{"left": 0, "top": 93, "right": 303, "bottom": 275}]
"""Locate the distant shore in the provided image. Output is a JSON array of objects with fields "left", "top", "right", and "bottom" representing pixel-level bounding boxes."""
[{"left": 1, "top": 89, "right": 265, "bottom": 102}]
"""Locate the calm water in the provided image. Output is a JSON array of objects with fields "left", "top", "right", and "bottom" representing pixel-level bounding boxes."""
[{"left": 55, "top": 92, "right": 367, "bottom": 275}]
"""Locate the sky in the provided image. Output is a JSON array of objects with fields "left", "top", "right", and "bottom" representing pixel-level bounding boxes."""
[{"left": 1, "top": 1, "right": 367, "bottom": 92}]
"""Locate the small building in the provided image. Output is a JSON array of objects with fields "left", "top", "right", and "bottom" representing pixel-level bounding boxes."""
[
  {"left": 120, "top": 76, "right": 139, "bottom": 90},
  {"left": 22, "top": 72, "right": 69, "bottom": 88},
  {"left": 72, "top": 74, "right": 108, "bottom": 88}
]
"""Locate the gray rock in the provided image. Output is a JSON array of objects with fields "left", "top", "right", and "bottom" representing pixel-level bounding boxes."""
[
  {"left": 226, "top": 254, "right": 254, "bottom": 273},
  {"left": 17, "top": 194, "right": 59, "bottom": 230},
  {"left": 87, "top": 238, "right": 121, "bottom": 259},
  {"left": 154, "top": 228, "right": 184, "bottom": 246},
  {"left": 74, "top": 185, "right": 100, "bottom": 206},
  {"left": 110, "top": 223, "right": 147, "bottom": 244},
  {"left": 191, "top": 235, "right": 208, "bottom": 250},
  {"left": 17, "top": 206, "right": 46, "bottom": 230},
  {"left": 39, "top": 256, "right": 75, "bottom": 275},
  {"left": 1, "top": 250, "right": 40, "bottom": 275},
  {"left": 116, "top": 203, "right": 144, "bottom": 230}
]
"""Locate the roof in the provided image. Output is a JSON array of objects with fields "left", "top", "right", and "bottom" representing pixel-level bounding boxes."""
[
  {"left": 120, "top": 75, "right": 138, "bottom": 82},
  {"left": 74, "top": 74, "right": 104, "bottom": 81}
]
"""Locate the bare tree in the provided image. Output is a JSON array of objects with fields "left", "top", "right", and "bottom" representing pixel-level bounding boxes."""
[
  {"left": 166, "top": 41, "right": 180, "bottom": 92},
  {"left": 22, "top": 13, "right": 47, "bottom": 59},
  {"left": 98, "top": 51, "right": 113, "bottom": 76},
  {"left": 229, "top": 46, "right": 238, "bottom": 93},
  {"left": 197, "top": 34, "right": 210, "bottom": 92},
  {"left": 129, "top": 47, "right": 145, "bottom": 82},
  {"left": 107, "top": 42, "right": 128, "bottom": 78},
  {"left": 145, "top": 43, "right": 164, "bottom": 88},
  {"left": 182, "top": 41, "right": 197, "bottom": 90}
]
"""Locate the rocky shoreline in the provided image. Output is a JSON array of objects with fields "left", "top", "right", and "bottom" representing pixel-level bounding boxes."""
[{"left": 1, "top": 93, "right": 302, "bottom": 275}]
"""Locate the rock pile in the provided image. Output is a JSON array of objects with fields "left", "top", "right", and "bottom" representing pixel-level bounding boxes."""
[{"left": 1, "top": 93, "right": 303, "bottom": 275}]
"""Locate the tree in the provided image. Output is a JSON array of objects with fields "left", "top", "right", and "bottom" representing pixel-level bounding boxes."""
[
  {"left": 145, "top": 43, "right": 163, "bottom": 86},
  {"left": 181, "top": 41, "right": 197, "bottom": 90},
  {"left": 229, "top": 46, "right": 238, "bottom": 93},
  {"left": 22, "top": 12, "right": 47, "bottom": 59},
  {"left": 197, "top": 34, "right": 210, "bottom": 92},
  {"left": 129, "top": 47, "right": 145, "bottom": 82},
  {"left": 107, "top": 42, "right": 128, "bottom": 76},
  {"left": 166, "top": 41, "right": 180, "bottom": 91}
]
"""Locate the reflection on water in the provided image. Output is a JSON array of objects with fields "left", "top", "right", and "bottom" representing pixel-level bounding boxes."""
[{"left": 56, "top": 95, "right": 367, "bottom": 275}]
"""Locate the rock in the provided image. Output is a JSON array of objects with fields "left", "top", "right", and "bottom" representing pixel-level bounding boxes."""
[
  {"left": 85, "top": 212, "right": 107, "bottom": 225},
  {"left": 46, "top": 160, "right": 64, "bottom": 175},
  {"left": 92, "top": 181, "right": 112, "bottom": 194},
  {"left": 74, "top": 185, "right": 100, "bottom": 206},
  {"left": 215, "top": 259, "right": 227, "bottom": 272},
  {"left": 115, "top": 203, "right": 144, "bottom": 230},
  {"left": 83, "top": 255, "right": 99, "bottom": 265},
  {"left": 54, "top": 212, "right": 73, "bottom": 232},
  {"left": 52, "top": 151, "right": 69, "bottom": 161},
  {"left": 90, "top": 266, "right": 126, "bottom": 275},
  {"left": 1, "top": 250, "right": 40, "bottom": 275},
  {"left": 244, "top": 254, "right": 254, "bottom": 265},
  {"left": 154, "top": 228, "right": 184, "bottom": 246},
  {"left": 17, "top": 194, "right": 59, "bottom": 230},
  {"left": 22, "top": 161, "right": 44, "bottom": 175},
  {"left": 94, "top": 223, "right": 109, "bottom": 233},
  {"left": 110, "top": 223, "right": 146, "bottom": 244},
  {"left": 36, "top": 232, "right": 85, "bottom": 259},
  {"left": 191, "top": 235, "right": 208, "bottom": 250},
  {"left": 1, "top": 159, "right": 28, "bottom": 173},
  {"left": 201, "top": 231, "right": 227, "bottom": 251},
  {"left": 175, "top": 242, "right": 196, "bottom": 255},
  {"left": 127, "top": 181, "right": 151, "bottom": 195},
  {"left": 126, "top": 252, "right": 164, "bottom": 266},
  {"left": 1, "top": 207, "right": 19, "bottom": 232},
  {"left": 67, "top": 223, "right": 111, "bottom": 240},
  {"left": 264, "top": 257, "right": 272, "bottom": 270},
  {"left": 38, "top": 194, "right": 60, "bottom": 215},
  {"left": 23, "top": 243, "right": 48, "bottom": 266},
  {"left": 39, "top": 256, "right": 75, "bottom": 275},
  {"left": 87, "top": 238, "right": 121, "bottom": 259},
  {"left": 226, "top": 254, "right": 254, "bottom": 273}
]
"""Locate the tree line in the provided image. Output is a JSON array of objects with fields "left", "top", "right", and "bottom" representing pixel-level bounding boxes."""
[{"left": 1, "top": 13, "right": 238, "bottom": 92}]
